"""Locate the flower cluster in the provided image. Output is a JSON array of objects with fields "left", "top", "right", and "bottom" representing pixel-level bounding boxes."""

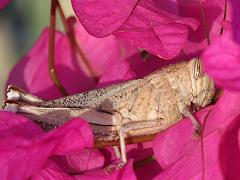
[{"left": 1, "top": 0, "right": 240, "bottom": 179}]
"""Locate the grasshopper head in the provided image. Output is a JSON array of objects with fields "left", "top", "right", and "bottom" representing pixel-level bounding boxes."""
[{"left": 188, "top": 58, "right": 215, "bottom": 108}]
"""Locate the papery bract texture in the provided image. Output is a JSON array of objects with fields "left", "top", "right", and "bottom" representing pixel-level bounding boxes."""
[
  {"left": 72, "top": 0, "right": 139, "bottom": 37},
  {"left": 0, "top": 111, "right": 94, "bottom": 179},
  {"left": 177, "top": 0, "right": 201, "bottom": 6},
  {"left": 74, "top": 160, "right": 136, "bottom": 180},
  {"left": 72, "top": 0, "right": 199, "bottom": 59},
  {"left": 178, "top": 0, "right": 232, "bottom": 58},
  {"left": 201, "top": 32, "right": 240, "bottom": 90},
  {"left": 33, "top": 150, "right": 105, "bottom": 179},
  {"left": 230, "top": 0, "right": 240, "bottom": 43},
  {"left": 0, "top": 0, "right": 10, "bottom": 10},
  {"left": 153, "top": 91, "right": 240, "bottom": 179}
]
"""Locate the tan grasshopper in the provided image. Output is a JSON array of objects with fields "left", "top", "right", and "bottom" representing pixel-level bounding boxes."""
[{"left": 3, "top": 58, "right": 214, "bottom": 167}]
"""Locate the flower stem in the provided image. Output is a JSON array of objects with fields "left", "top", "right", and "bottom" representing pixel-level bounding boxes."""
[
  {"left": 49, "top": 0, "right": 68, "bottom": 96},
  {"left": 140, "top": 50, "right": 150, "bottom": 61},
  {"left": 200, "top": 109, "right": 212, "bottom": 180},
  {"left": 57, "top": 2, "right": 98, "bottom": 82},
  {"left": 200, "top": 1, "right": 210, "bottom": 45},
  {"left": 220, "top": 0, "right": 228, "bottom": 35},
  {"left": 133, "top": 154, "right": 156, "bottom": 169}
]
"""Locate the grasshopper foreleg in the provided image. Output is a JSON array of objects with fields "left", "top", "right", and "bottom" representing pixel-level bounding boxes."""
[
  {"left": 113, "top": 146, "right": 121, "bottom": 158},
  {"left": 181, "top": 107, "right": 202, "bottom": 139}
]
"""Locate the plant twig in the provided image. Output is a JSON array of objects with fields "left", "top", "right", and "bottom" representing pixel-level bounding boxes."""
[
  {"left": 200, "top": 1, "right": 210, "bottom": 45},
  {"left": 200, "top": 109, "right": 212, "bottom": 180},
  {"left": 133, "top": 154, "right": 156, "bottom": 169},
  {"left": 57, "top": 2, "right": 98, "bottom": 82},
  {"left": 48, "top": 0, "right": 68, "bottom": 96},
  {"left": 220, "top": 0, "right": 228, "bottom": 35}
]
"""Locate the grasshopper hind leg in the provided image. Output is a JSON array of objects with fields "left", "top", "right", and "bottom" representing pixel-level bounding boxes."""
[{"left": 6, "top": 85, "right": 44, "bottom": 105}]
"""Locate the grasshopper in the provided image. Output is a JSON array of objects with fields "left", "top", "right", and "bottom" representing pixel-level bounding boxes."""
[{"left": 3, "top": 58, "right": 214, "bottom": 167}]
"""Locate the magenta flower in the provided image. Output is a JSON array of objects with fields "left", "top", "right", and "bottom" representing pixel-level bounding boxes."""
[
  {"left": 201, "top": 32, "right": 240, "bottom": 90},
  {"left": 0, "top": 112, "right": 94, "bottom": 179},
  {"left": 0, "top": 0, "right": 11, "bottom": 10},
  {"left": 2, "top": 0, "right": 240, "bottom": 179},
  {"left": 71, "top": 0, "right": 199, "bottom": 59}
]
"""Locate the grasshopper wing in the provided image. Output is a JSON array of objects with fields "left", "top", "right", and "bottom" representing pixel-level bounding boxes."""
[{"left": 41, "top": 79, "right": 145, "bottom": 111}]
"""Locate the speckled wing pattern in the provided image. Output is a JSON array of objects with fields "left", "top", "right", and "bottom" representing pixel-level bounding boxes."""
[{"left": 41, "top": 79, "right": 143, "bottom": 109}]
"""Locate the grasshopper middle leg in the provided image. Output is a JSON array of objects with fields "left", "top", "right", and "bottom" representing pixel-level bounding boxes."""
[{"left": 118, "top": 120, "right": 162, "bottom": 164}]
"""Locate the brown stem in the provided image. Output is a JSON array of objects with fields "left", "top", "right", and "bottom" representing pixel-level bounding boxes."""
[
  {"left": 57, "top": 2, "right": 98, "bottom": 82},
  {"left": 49, "top": 0, "right": 68, "bottom": 96},
  {"left": 200, "top": 109, "right": 211, "bottom": 180},
  {"left": 213, "top": 89, "right": 223, "bottom": 102},
  {"left": 200, "top": 1, "right": 210, "bottom": 45},
  {"left": 56, "top": 1, "right": 71, "bottom": 37},
  {"left": 140, "top": 50, "right": 150, "bottom": 61},
  {"left": 133, "top": 154, "right": 156, "bottom": 169},
  {"left": 220, "top": 0, "right": 228, "bottom": 35},
  {"left": 94, "top": 134, "right": 156, "bottom": 148}
]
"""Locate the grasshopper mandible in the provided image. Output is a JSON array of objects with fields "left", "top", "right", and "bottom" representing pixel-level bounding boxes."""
[{"left": 3, "top": 58, "right": 214, "bottom": 167}]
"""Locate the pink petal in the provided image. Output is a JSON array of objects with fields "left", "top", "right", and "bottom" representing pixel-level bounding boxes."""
[
  {"left": 180, "top": 0, "right": 232, "bottom": 57},
  {"left": 0, "top": 111, "right": 43, "bottom": 139},
  {"left": 0, "top": 116, "right": 93, "bottom": 179},
  {"left": 177, "top": 0, "right": 201, "bottom": 6},
  {"left": 64, "top": 149, "right": 105, "bottom": 173},
  {"left": 72, "top": 0, "right": 198, "bottom": 59},
  {"left": 74, "top": 159, "right": 136, "bottom": 180},
  {"left": 114, "top": 22, "right": 192, "bottom": 59},
  {"left": 230, "top": 0, "right": 240, "bottom": 43},
  {"left": 74, "top": 23, "right": 139, "bottom": 77},
  {"left": 201, "top": 32, "right": 240, "bottom": 90},
  {"left": 32, "top": 157, "right": 73, "bottom": 180},
  {"left": 153, "top": 91, "right": 240, "bottom": 179},
  {"left": 71, "top": 0, "right": 139, "bottom": 37},
  {"left": 153, "top": 131, "right": 225, "bottom": 180},
  {"left": 0, "top": 0, "right": 10, "bottom": 10},
  {"left": 98, "top": 53, "right": 148, "bottom": 85},
  {"left": 34, "top": 149, "right": 105, "bottom": 179}
]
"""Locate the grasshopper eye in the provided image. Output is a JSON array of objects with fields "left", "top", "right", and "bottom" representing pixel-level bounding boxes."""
[{"left": 193, "top": 59, "right": 204, "bottom": 79}]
